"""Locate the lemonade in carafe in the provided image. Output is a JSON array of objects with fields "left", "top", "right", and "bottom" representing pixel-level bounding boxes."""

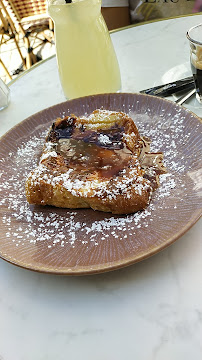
[{"left": 48, "top": 0, "right": 121, "bottom": 99}]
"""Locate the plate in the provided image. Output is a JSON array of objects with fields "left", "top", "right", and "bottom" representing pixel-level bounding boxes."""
[{"left": 0, "top": 93, "right": 201, "bottom": 275}]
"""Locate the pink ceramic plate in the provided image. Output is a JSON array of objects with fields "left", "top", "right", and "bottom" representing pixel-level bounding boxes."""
[{"left": 0, "top": 93, "right": 201, "bottom": 274}]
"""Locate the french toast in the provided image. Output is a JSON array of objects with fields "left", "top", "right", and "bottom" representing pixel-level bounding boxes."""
[{"left": 25, "top": 109, "right": 166, "bottom": 214}]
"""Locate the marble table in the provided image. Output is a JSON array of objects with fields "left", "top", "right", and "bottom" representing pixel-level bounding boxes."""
[{"left": 0, "top": 14, "right": 202, "bottom": 360}]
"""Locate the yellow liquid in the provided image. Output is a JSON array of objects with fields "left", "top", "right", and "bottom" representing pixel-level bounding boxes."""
[{"left": 48, "top": 0, "right": 121, "bottom": 99}]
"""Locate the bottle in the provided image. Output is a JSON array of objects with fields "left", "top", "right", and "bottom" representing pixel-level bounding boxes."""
[{"left": 48, "top": 0, "right": 121, "bottom": 99}]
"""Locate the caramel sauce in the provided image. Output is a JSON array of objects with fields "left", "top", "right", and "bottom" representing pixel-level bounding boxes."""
[
  {"left": 48, "top": 118, "right": 133, "bottom": 178},
  {"left": 139, "top": 136, "right": 167, "bottom": 190},
  {"left": 48, "top": 117, "right": 166, "bottom": 185},
  {"left": 57, "top": 138, "right": 132, "bottom": 178}
]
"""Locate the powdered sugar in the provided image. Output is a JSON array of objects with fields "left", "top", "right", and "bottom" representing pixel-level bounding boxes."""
[
  {"left": 0, "top": 107, "right": 193, "bottom": 251},
  {"left": 98, "top": 133, "right": 111, "bottom": 145}
]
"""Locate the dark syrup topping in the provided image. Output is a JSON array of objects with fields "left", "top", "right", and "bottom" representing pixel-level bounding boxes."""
[
  {"left": 47, "top": 117, "right": 166, "bottom": 183},
  {"left": 47, "top": 117, "right": 76, "bottom": 142},
  {"left": 47, "top": 117, "right": 132, "bottom": 178},
  {"left": 57, "top": 139, "right": 132, "bottom": 178}
]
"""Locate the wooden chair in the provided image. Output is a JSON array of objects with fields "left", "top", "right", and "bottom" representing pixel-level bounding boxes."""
[
  {"left": 0, "top": 0, "right": 26, "bottom": 80},
  {"left": 2, "top": 0, "right": 54, "bottom": 69}
]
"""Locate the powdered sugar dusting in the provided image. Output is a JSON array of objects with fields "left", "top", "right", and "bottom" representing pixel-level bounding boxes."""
[{"left": 0, "top": 106, "right": 196, "bottom": 252}]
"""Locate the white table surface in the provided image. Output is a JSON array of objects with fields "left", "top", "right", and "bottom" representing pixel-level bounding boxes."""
[{"left": 0, "top": 14, "right": 202, "bottom": 360}]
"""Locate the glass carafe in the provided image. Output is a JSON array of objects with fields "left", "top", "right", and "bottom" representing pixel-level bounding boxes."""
[{"left": 48, "top": 0, "right": 121, "bottom": 99}]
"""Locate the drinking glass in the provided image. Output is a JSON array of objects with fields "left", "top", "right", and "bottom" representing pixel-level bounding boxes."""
[
  {"left": 0, "top": 78, "right": 10, "bottom": 111},
  {"left": 48, "top": 0, "right": 121, "bottom": 99},
  {"left": 187, "top": 23, "right": 202, "bottom": 104}
]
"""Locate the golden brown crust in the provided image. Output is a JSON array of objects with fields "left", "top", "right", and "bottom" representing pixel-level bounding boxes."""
[
  {"left": 25, "top": 166, "right": 151, "bottom": 214},
  {"left": 25, "top": 109, "right": 159, "bottom": 214}
]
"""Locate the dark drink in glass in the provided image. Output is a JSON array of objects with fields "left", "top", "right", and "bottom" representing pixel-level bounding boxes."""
[{"left": 187, "top": 24, "right": 202, "bottom": 104}]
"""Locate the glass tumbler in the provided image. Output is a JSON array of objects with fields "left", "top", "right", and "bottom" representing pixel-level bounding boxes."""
[
  {"left": 0, "top": 78, "right": 10, "bottom": 111},
  {"left": 187, "top": 23, "right": 202, "bottom": 104}
]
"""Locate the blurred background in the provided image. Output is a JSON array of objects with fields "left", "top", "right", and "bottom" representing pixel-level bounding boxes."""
[
  {"left": 0, "top": 0, "right": 201, "bottom": 84},
  {"left": 0, "top": 0, "right": 55, "bottom": 83}
]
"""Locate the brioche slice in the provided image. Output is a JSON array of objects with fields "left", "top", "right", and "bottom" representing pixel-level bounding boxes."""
[{"left": 25, "top": 109, "right": 165, "bottom": 214}]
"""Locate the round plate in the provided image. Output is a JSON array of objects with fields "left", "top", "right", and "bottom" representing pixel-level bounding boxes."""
[{"left": 0, "top": 93, "right": 201, "bottom": 275}]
